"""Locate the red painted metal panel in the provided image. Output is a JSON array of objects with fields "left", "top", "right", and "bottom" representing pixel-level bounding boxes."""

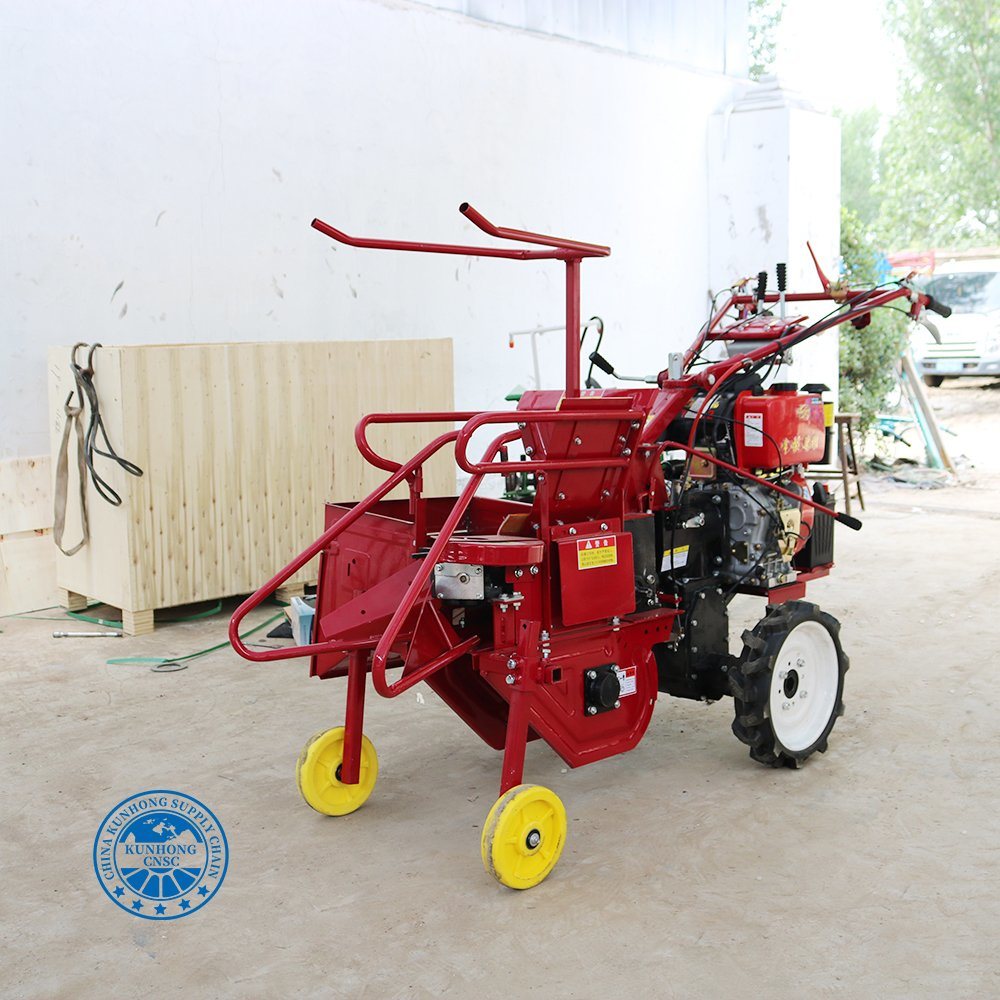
[{"left": 556, "top": 531, "right": 635, "bottom": 626}]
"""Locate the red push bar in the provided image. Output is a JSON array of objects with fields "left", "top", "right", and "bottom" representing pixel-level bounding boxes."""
[{"left": 311, "top": 203, "right": 610, "bottom": 397}]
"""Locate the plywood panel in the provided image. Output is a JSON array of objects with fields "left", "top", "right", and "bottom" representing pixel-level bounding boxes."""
[
  {"left": 0, "top": 455, "right": 59, "bottom": 615},
  {"left": 0, "top": 531, "right": 59, "bottom": 617},
  {"left": 47, "top": 340, "right": 454, "bottom": 616},
  {"left": 0, "top": 456, "right": 52, "bottom": 535}
]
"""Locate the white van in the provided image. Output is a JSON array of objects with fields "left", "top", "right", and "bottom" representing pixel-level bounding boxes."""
[{"left": 913, "top": 253, "right": 1000, "bottom": 387}]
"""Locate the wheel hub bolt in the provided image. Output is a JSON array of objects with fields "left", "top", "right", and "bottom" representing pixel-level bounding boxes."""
[
  {"left": 779, "top": 670, "right": 787, "bottom": 680},
  {"left": 782, "top": 701, "right": 791, "bottom": 711},
  {"left": 800, "top": 690, "right": 808, "bottom": 699},
  {"left": 526, "top": 829, "right": 541, "bottom": 849}
]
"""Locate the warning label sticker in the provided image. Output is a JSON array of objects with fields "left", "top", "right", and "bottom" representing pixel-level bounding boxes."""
[
  {"left": 614, "top": 664, "right": 637, "bottom": 697},
  {"left": 661, "top": 544, "right": 689, "bottom": 572},
  {"left": 744, "top": 412, "right": 764, "bottom": 447},
  {"left": 576, "top": 536, "right": 618, "bottom": 570}
]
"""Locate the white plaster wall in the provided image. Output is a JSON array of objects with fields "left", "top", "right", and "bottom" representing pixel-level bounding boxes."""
[
  {"left": 1, "top": 0, "right": 742, "bottom": 459},
  {"left": 707, "top": 88, "right": 842, "bottom": 399}
]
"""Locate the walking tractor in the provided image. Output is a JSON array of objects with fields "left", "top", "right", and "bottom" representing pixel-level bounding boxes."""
[{"left": 229, "top": 203, "right": 951, "bottom": 889}]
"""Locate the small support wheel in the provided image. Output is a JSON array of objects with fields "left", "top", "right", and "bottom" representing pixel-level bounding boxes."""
[
  {"left": 481, "top": 784, "right": 567, "bottom": 890},
  {"left": 729, "top": 601, "right": 848, "bottom": 768},
  {"left": 296, "top": 726, "right": 378, "bottom": 816}
]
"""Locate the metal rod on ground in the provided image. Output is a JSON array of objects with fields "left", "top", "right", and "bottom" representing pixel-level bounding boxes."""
[
  {"left": 900, "top": 352, "right": 957, "bottom": 473},
  {"left": 898, "top": 366, "right": 943, "bottom": 469},
  {"left": 53, "top": 630, "right": 123, "bottom": 638}
]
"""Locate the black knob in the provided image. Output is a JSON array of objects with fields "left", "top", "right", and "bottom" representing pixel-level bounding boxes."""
[{"left": 585, "top": 668, "right": 621, "bottom": 711}]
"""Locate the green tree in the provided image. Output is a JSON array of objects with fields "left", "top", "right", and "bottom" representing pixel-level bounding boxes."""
[
  {"left": 878, "top": 0, "right": 999, "bottom": 247},
  {"left": 839, "top": 108, "right": 882, "bottom": 234},
  {"left": 838, "top": 207, "right": 909, "bottom": 432},
  {"left": 748, "top": 0, "right": 785, "bottom": 80}
]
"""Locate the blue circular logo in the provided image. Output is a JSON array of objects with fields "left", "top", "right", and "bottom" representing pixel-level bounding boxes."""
[{"left": 93, "top": 790, "right": 228, "bottom": 920}]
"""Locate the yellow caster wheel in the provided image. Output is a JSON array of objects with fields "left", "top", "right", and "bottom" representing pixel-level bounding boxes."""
[
  {"left": 296, "top": 726, "right": 378, "bottom": 816},
  {"left": 481, "top": 784, "right": 567, "bottom": 889}
]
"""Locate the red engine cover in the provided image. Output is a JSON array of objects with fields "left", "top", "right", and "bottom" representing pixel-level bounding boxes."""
[{"left": 734, "top": 387, "right": 826, "bottom": 469}]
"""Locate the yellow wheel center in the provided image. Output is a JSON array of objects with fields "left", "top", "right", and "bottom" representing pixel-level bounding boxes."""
[
  {"left": 482, "top": 785, "right": 567, "bottom": 889},
  {"left": 296, "top": 727, "right": 378, "bottom": 817}
]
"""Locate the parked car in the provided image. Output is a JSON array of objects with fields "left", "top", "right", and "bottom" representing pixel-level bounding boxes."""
[{"left": 913, "top": 254, "right": 1000, "bottom": 387}]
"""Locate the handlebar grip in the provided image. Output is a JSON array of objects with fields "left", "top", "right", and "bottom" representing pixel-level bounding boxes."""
[
  {"left": 755, "top": 270, "right": 768, "bottom": 302},
  {"left": 588, "top": 351, "right": 615, "bottom": 376},
  {"left": 776, "top": 262, "right": 787, "bottom": 293},
  {"left": 836, "top": 512, "right": 863, "bottom": 531},
  {"left": 925, "top": 294, "right": 952, "bottom": 318}
]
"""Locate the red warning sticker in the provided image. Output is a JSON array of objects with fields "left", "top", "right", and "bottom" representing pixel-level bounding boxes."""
[{"left": 576, "top": 535, "right": 618, "bottom": 570}]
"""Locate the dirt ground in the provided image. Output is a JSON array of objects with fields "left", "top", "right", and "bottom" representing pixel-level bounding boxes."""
[{"left": 2, "top": 380, "right": 999, "bottom": 999}]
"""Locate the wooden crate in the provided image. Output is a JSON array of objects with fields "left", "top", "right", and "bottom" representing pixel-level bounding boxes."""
[{"left": 47, "top": 340, "right": 454, "bottom": 633}]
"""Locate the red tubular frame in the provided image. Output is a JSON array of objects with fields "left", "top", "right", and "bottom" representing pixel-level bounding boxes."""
[
  {"left": 457, "top": 202, "right": 609, "bottom": 256},
  {"left": 311, "top": 203, "right": 609, "bottom": 398},
  {"left": 355, "top": 411, "right": 479, "bottom": 473},
  {"left": 454, "top": 409, "right": 645, "bottom": 475},
  {"left": 227, "top": 428, "right": 461, "bottom": 661},
  {"left": 368, "top": 429, "right": 519, "bottom": 697},
  {"left": 229, "top": 402, "right": 643, "bottom": 689}
]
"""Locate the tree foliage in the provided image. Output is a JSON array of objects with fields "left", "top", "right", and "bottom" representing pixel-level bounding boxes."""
[
  {"left": 835, "top": 2, "right": 997, "bottom": 433},
  {"left": 838, "top": 207, "right": 909, "bottom": 432},
  {"left": 839, "top": 108, "right": 882, "bottom": 234},
  {"left": 878, "top": 0, "right": 999, "bottom": 247},
  {"left": 748, "top": 0, "right": 785, "bottom": 81}
]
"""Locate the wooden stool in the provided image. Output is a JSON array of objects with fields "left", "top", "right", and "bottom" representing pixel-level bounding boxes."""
[{"left": 805, "top": 413, "right": 865, "bottom": 517}]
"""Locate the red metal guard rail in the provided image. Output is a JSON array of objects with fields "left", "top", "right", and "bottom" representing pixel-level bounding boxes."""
[
  {"left": 356, "top": 411, "right": 480, "bottom": 473},
  {"left": 369, "top": 428, "right": 521, "bottom": 698},
  {"left": 227, "top": 428, "right": 463, "bottom": 662},
  {"left": 454, "top": 408, "right": 646, "bottom": 475}
]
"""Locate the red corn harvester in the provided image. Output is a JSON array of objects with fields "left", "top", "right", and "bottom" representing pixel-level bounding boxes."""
[{"left": 230, "top": 203, "right": 951, "bottom": 889}]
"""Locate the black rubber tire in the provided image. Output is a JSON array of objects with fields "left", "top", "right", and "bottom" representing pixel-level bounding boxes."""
[
  {"left": 729, "top": 600, "right": 848, "bottom": 768},
  {"left": 923, "top": 374, "right": 944, "bottom": 388}
]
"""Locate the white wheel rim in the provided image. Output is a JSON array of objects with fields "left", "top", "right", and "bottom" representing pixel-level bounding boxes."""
[{"left": 768, "top": 620, "right": 839, "bottom": 753}]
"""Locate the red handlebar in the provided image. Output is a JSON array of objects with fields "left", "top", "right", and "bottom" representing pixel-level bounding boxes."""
[
  {"left": 311, "top": 202, "right": 608, "bottom": 262},
  {"left": 458, "top": 203, "right": 610, "bottom": 257}
]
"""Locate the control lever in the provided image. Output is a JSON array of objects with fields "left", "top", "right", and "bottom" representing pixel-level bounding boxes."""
[
  {"left": 588, "top": 351, "right": 657, "bottom": 384},
  {"left": 755, "top": 270, "right": 768, "bottom": 311}
]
